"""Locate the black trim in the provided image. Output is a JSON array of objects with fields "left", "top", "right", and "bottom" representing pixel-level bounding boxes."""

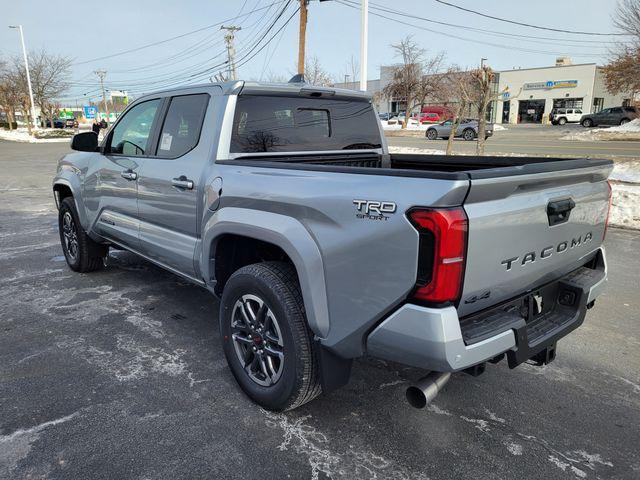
[
  {"left": 317, "top": 343, "right": 353, "bottom": 393},
  {"left": 216, "top": 158, "right": 470, "bottom": 180}
]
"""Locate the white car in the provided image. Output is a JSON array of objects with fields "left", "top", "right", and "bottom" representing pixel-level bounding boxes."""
[{"left": 551, "top": 108, "right": 584, "bottom": 125}]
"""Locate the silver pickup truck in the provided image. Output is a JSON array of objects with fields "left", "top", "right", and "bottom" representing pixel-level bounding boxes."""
[{"left": 53, "top": 81, "right": 612, "bottom": 411}]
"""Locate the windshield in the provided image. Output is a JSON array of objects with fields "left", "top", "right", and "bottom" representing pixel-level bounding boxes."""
[{"left": 230, "top": 95, "right": 382, "bottom": 153}]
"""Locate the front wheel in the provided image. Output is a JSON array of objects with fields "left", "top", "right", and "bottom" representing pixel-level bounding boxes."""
[
  {"left": 219, "top": 262, "right": 322, "bottom": 411},
  {"left": 58, "top": 197, "right": 107, "bottom": 272},
  {"left": 462, "top": 129, "right": 475, "bottom": 141},
  {"left": 558, "top": 117, "right": 567, "bottom": 125},
  {"left": 426, "top": 129, "right": 438, "bottom": 140},
  {"left": 582, "top": 118, "right": 593, "bottom": 128}
]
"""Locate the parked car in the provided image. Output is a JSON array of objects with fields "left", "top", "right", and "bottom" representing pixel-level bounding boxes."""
[
  {"left": 378, "top": 112, "right": 393, "bottom": 121},
  {"left": 412, "top": 112, "right": 441, "bottom": 124},
  {"left": 551, "top": 108, "right": 584, "bottom": 125},
  {"left": 43, "top": 118, "right": 78, "bottom": 129},
  {"left": 43, "top": 119, "right": 66, "bottom": 129},
  {"left": 580, "top": 106, "right": 638, "bottom": 127},
  {"left": 54, "top": 80, "right": 611, "bottom": 411},
  {"left": 426, "top": 118, "right": 494, "bottom": 141}
]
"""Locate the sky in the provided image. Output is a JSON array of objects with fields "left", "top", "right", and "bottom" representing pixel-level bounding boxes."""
[{"left": 1, "top": 0, "right": 627, "bottom": 104}]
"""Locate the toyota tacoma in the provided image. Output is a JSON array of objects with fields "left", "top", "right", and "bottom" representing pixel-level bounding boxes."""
[{"left": 53, "top": 80, "right": 611, "bottom": 411}]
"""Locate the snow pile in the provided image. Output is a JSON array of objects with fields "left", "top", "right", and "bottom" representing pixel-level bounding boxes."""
[
  {"left": 380, "top": 119, "right": 430, "bottom": 131},
  {"left": 493, "top": 124, "right": 508, "bottom": 131},
  {"left": 388, "top": 146, "right": 444, "bottom": 155},
  {"left": 608, "top": 118, "right": 640, "bottom": 133},
  {"left": 0, "top": 128, "right": 73, "bottom": 143},
  {"left": 610, "top": 184, "right": 640, "bottom": 229},
  {"left": 610, "top": 161, "right": 640, "bottom": 184},
  {"left": 561, "top": 119, "right": 640, "bottom": 141}
]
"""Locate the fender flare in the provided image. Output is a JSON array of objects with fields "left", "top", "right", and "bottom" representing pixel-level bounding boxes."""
[
  {"left": 201, "top": 207, "right": 330, "bottom": 338},
  {"left": 52, "top": 174, "right": 89, "bottom": 230}
]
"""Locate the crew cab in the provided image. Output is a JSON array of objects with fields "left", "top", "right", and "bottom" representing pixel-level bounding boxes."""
[{"left": 53, "top": 80, "right": 611, "bottom": 411}]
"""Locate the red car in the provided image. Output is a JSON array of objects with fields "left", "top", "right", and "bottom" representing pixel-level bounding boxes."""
[{"left": 412, "top": 112, "right": 441, "bottom": 124}]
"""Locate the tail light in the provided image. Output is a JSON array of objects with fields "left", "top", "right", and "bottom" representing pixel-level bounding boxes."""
[
  {"left": 603, "top": 180, "right": 613, "bottom": 241},
  {"left": 408, "top": 208, "right": 468, "bottom": 304}
]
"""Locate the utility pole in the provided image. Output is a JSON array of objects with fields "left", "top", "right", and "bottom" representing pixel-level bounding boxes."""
[
  {"left": 297, "top": 0, "right": 308, "bottom": 75},
  {"left": 359, "top": 0, "right": 368, "bottom": 91},
  {"left": 9, "top": 25, "right": 38, "bottom": 131},
  {"left": 221, "top": 25, "right": 241, "bottom": 80},
  {"left": 94, "top": 70, "right": 110, "bottom": 125}
]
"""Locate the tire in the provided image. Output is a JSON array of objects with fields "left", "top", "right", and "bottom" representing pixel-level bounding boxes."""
[
  {"left": 620, "top": 118, "right": 630, "bottom": 126},
  {"left": 58, "top": 197, "right": 107, "bottom": 272},
  {"left": 426, "top": 129, "right": 438, "bottom": 140},
  {"left": 558, "top": 117, "right": 567, "bottom": 125},
  {"left": 462, "top": 129, "right": 475, "bottom": 141},
  {"left": 219, "top": 261, "right": 322, "bottom": 411},
  {"left": 582, "top": 118, "right": 593, "bottom": 128}
]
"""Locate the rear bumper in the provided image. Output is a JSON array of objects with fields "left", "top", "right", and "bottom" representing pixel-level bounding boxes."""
[{"left": 367, "top": 247, "right": 607, "bottom": 372}]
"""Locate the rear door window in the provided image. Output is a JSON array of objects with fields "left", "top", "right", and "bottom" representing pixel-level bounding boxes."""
[
  {"left": 230, "top": 95, "right": 382, "bottom": 153},
  {"left": 156, "top": 94, "right": 209, "bottom": 158}
]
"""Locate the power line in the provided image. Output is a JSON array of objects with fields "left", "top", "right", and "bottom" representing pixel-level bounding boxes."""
[
  {"left": 72, "top": 1, "right": 284, "bottom": 66},
  {"left": 336, "top": 0, "right": 606, "bottom": 58},
  {"left": 433, "top": 0, "right": 627, "bottom": 36},
  {"left": 350, "top": 0, "right": 623, "bottom": 46}
]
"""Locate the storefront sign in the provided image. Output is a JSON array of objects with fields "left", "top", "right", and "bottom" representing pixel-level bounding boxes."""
[
  {"left": 83, "top": 106, "right": 97, "bottom": 119},
  {"left": 523, "top": 80, "right": 578, "bottom": 90}
]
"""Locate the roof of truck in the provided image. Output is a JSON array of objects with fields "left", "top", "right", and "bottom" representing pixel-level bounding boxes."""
[{"left": 136, "top": 80, "right": 372, "bottom": 101}]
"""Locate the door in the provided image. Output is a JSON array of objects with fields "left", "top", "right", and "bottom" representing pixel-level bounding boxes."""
[
  {"left": 137, "top": 93, "right": 211, "bottom": 278},
  {"left": 607, "top": 107, "right": 623, "bottom": 125},
  {"left": 88, "top": 98, "right": 162, "bottom": 250},
  {"left": 439, "top": 120, "right": 453, "bottom": 137}
]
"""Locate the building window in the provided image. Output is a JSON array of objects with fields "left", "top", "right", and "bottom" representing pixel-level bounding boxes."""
[
  {"left": 622, "top": 98, "right": 632, "bottom": 107},
  {"left": 593, "top": 98, "right": 604, "bottom": 113},
  {"left": 553, "top": 98, "right": 583, "bottom": 109}
]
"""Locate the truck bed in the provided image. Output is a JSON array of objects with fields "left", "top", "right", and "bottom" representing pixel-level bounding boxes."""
[{"left": 225, "top": 153, "right": 613, "bottom": 180}]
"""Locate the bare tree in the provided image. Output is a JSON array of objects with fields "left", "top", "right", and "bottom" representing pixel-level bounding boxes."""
[
  {"left": 603, "top": 0, "right": 640, "bottom": 103},
  {"left": 303, "top": 56, "right": 333, "bottom": 86},
  {"left": 12, "top": 50, "right": 71, "bottom": 129},
  {"left": 0, "top": 61, "right": 32, "bottom": 133},
  {"left": 382, "top": 36, "right": 445, "bottom": 129},
  {"left": 435, "top": 66, "right": 474, "bottom": 155}
]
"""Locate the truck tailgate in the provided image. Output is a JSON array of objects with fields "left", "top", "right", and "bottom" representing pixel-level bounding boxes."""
[{"left": 459, "top": 160, "right": 612, "bottom": 317}]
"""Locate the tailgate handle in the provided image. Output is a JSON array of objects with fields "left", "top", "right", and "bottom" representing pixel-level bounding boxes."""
[{"left": 547, "top": 198, "right": 575, "bottom": 226}]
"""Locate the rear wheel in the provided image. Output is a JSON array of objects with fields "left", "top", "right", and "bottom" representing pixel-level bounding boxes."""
[
  {"left": 582, "top": 118, "right": 593, "bottom": 128},
  {"left": 620, "top": 118, "right": 630, "bottom": 126},
  {"left": 220, "top": 261, "right": 322, "bottom": 411},
  {"left": 58, "top": 197, "right": 107, "bottom": 272},
  {"left": 426, "top": 129, "right": 438, "bottom": 140},
  {"left": 462, "top": 129, "right": 475, "bottom": 141}
]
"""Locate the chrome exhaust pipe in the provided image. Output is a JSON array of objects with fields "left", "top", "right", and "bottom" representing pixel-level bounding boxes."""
[{"left": 406, "top": 372, "right": 451, "bottom": 409}]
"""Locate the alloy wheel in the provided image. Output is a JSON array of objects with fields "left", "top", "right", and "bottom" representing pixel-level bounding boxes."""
[
  {"left": 231, "top": 294, "right": 284, "bottom": 387},
  {"left": 62, "top": 211, "right": 79, "bottom": 261}
]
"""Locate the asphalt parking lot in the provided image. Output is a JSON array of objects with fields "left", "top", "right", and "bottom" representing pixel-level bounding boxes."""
[
  {"left": 388, "top": 123, "right": 640, "bottom": 159},
  {"left": 1, "top": 139, "right": 639, "bottom": 479}
]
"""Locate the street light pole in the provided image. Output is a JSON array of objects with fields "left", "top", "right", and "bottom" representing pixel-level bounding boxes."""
[
  {"left": 359, "top": 0, "right": 368, "bottom": 91},
  {"left": 9, "top": 25, "right": 38, "bottom": 131}
]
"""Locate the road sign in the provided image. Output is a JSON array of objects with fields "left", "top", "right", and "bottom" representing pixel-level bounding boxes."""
[{"left": 83, "top": 106, "right": 97, "bottom": 119}]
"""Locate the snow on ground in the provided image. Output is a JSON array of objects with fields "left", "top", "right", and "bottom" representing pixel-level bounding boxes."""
[
  {"left": 388, "top": 145, "right": 445, "bottom": 155},
  {"left": 610, "top": 184, "right": 640, "bottom": 230},
  {"left": 610, "top": 160, "right": 640, "bottom": 184},
  {"left": 560, "top": 119, "right": 640, "bottom": 141},
  {"left": 380, "top": 119, "right": 429, "bottom": 131},
  {"left": 493, "top": 124, "right": 508, "bottom": 131},
  {"left": 0, "top": 128, "right": 73, "bottom": 143}
]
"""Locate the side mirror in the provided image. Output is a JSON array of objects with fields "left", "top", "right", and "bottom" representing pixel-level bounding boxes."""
[{"left": 71, "top": 132, "right": 99, "bottom": 152}]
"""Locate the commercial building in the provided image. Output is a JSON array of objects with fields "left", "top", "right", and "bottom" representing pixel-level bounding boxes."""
[
  {"left": 342, "top": 58, "right": 633, "bottom": 124},
  {"left": 495, "top": 59, "right": 632, "bottom": 124}
]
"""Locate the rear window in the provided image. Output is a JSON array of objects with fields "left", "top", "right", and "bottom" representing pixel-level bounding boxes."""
[{"left": 230, "top": 95, "right": 382, "bottom": 153}]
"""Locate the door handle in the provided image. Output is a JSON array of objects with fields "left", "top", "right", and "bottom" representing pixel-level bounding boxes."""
[
  {"left": 172, "top": 176, "right": 194, "bottom": 190},
  {"left": 120, "top": 169, "right": 138, "bottom": 181}
]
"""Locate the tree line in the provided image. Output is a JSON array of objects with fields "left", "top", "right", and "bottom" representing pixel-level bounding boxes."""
[{"left": 0, "top": 50, "right": 72, "bottom": 134}]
